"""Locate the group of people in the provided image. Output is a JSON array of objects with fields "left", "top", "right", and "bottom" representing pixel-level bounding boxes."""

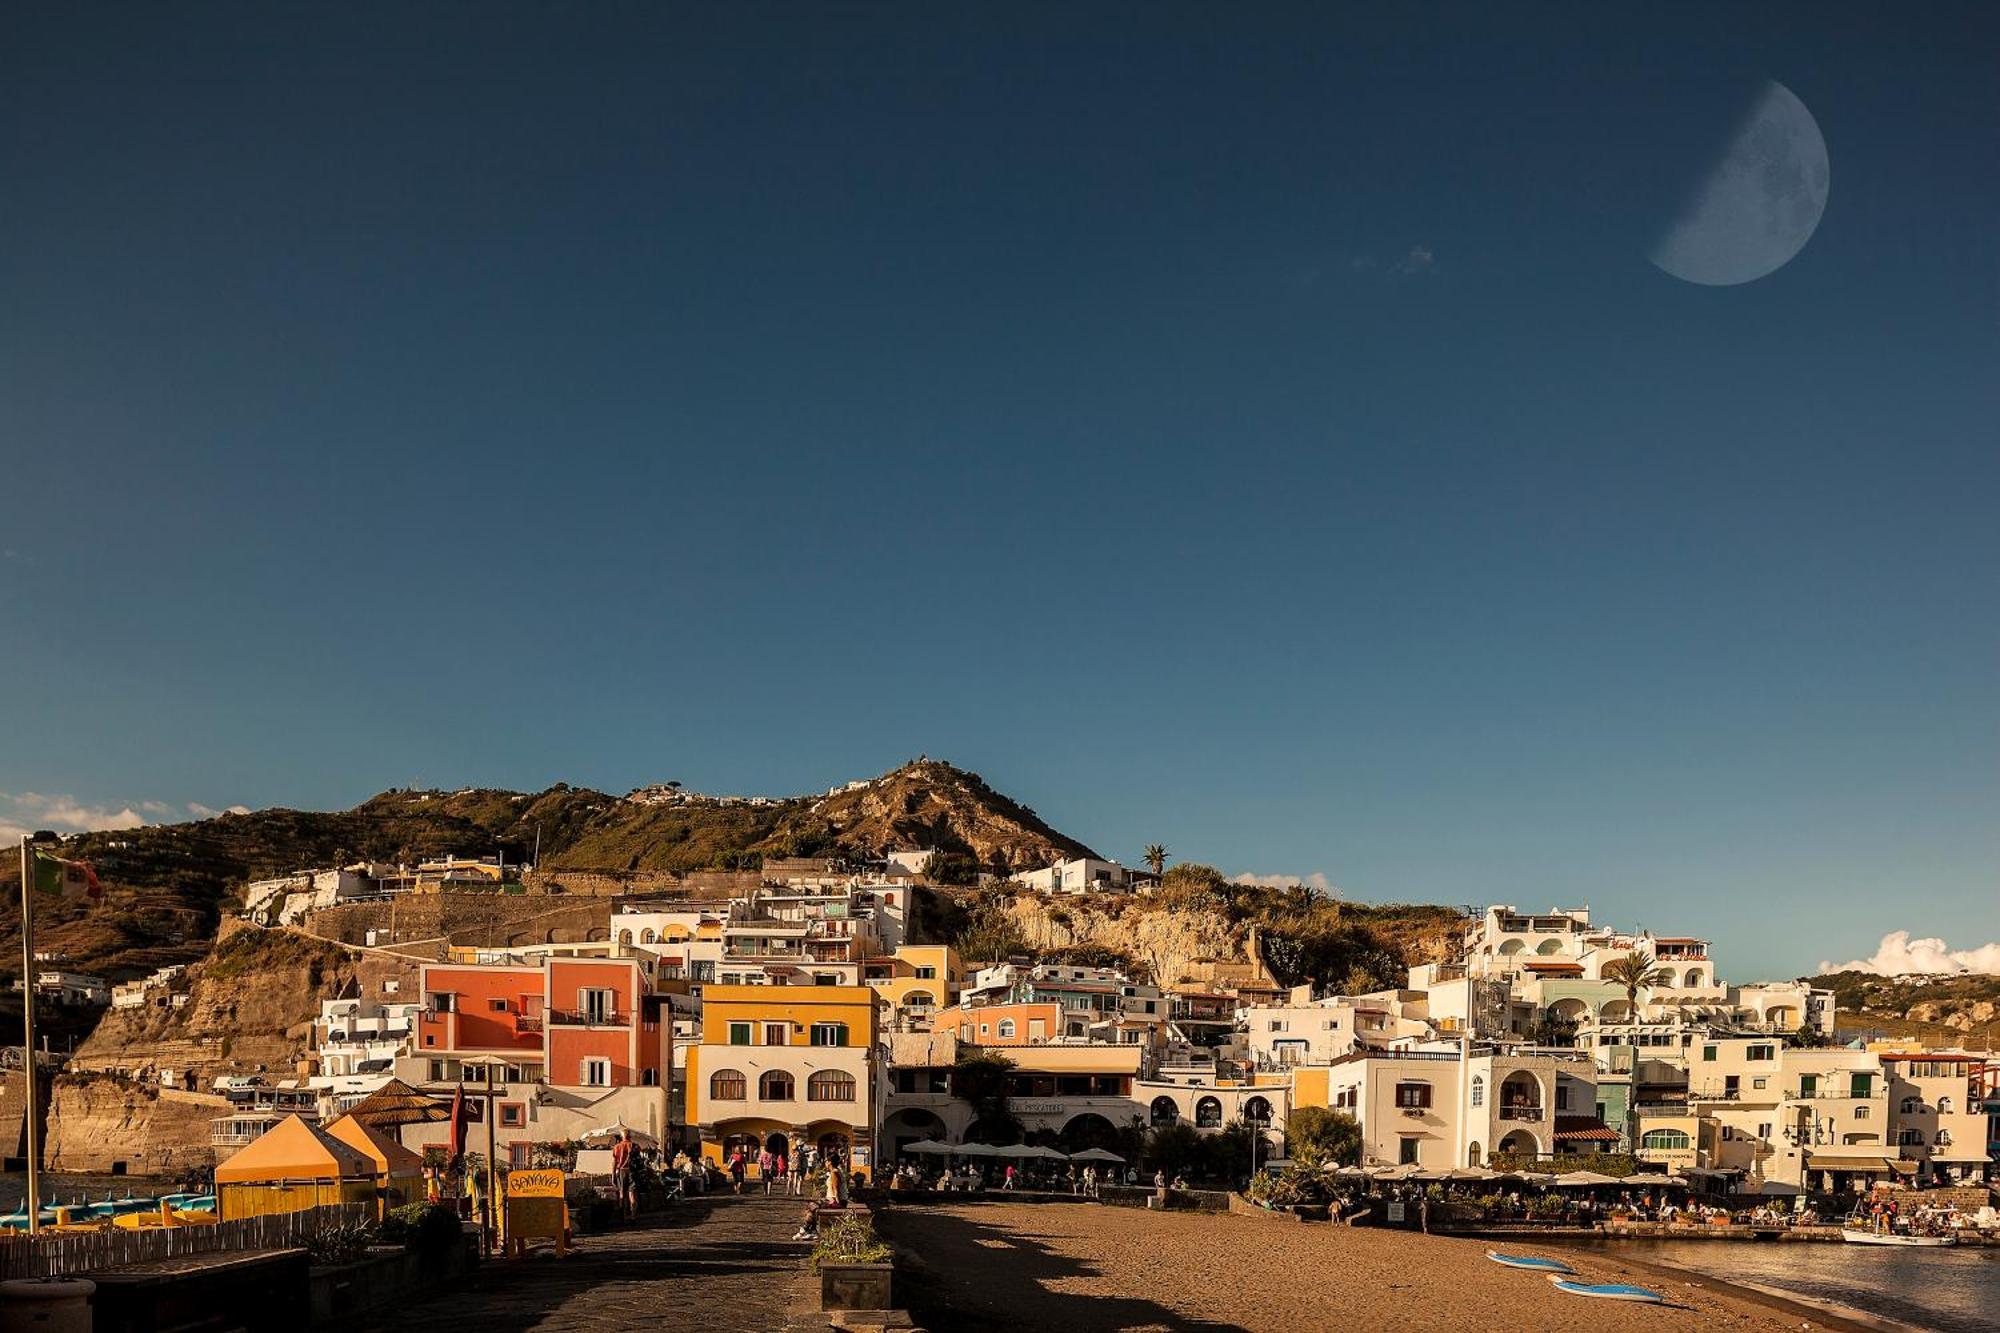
[
  {"left": 722, "top": 1139, "right": 860, "bottom": 1199},
  {"left": 889, "top": 1159, "right": 1142, "bottom": 1195}
]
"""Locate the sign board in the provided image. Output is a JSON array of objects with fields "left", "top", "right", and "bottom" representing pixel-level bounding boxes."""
[
  {"left": 1386, "top": 1202, "right": 1406, "bottom": 1224},
  {"left": 504, "top": 1168, "right": 567, "bottom": 1258},
  {"left": 507, "top": 1168, "right": 565, "bottom": 1198}
]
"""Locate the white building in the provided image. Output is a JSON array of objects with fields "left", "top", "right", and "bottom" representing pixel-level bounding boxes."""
[
  {"left": 310, "top": 996, "right": 420, "bottom": 1114},
  {"left": 1013, "top": 857, "right": 1158, "bottom": 896}
]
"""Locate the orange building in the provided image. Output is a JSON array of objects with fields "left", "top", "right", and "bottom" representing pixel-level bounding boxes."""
[
  {"left": 943, "top": 1001, "right": 1063, "bottom": 1047},
  {"left": 414, "top": 957, "right": 667, "bottom": 1090}
]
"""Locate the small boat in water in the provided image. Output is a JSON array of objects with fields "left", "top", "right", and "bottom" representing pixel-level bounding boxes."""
[{"left": 1841, "top": 1226, "right": 1957, "bottom": 1247}]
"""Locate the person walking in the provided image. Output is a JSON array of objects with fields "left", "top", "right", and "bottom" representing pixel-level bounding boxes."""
[
  {"left": 789, "top": 1144, "right": 807, "bottom": 1196},
  {"left": 728, "top": 1148, "right": 747, "bottom": 1194},
  {"left": 1003, "top": 1163, "right": 1016, "bottom": 1191},
  {"left": 759, "top": 1146, "right": 775, "bottom": 1195},
  {"left": 611, "top": 1129, "right": 638, "bottom": 1219},
  {"left": 773, "top": 1146, "right": 788, "bottom": 1195}
]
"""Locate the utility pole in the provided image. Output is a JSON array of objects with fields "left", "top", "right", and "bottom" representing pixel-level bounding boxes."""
[{"left": 17, "top": 835, "right": 42, "bottom": 1235}]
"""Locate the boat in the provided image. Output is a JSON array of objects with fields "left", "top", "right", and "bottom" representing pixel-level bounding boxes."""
[
  {"left": 1485, "top": 1251, "right": 1576, "bottom": 1274},
  {"left": 1546, "top": 1274, "right": 1666, "bottom": 1303},
  {"left": 1841, "top": 1227, "right": 1957, "bottom": 1247}
]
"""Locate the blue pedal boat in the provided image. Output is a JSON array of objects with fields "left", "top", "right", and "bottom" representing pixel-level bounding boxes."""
[{"left": 1484, "top": 1251, "right": 1575, "bottom": 1274}]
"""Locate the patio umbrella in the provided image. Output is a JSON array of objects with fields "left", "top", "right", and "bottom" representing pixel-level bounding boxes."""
[
  {"left": 903, "top": 1140, "right": 954, "bottom": 1155},
  {"left": 1331, "top": 1165, "right": 1371, "bottom": 1179},
  {"left": 955, "top": 1142, "right": 1006, "bottom": 1157},
  {"left": 1368, "top": 1164, "right": 1418, "bottom": 1181},
  {"left": 1021, "top": 1144, "right": 1070, "bottom": 1160},
  {"left": 344, "top": 1078, "right": 452, "bottom": 1130},
  {"left": 1622, "top": 1172, "right": 1684, "bottom": 1187},
  {"left": 1070, "top": 1147, "right": 1125, "bottom": 1164},
  {"left": 578, "top": 1121, "right": 658, "bottom": 1148},
  {"left": 1440, "top": 1166, "right": 1496, "bottom": 1182},
  {"left": 1553, "top": 1170, "right": 1623, "bottom": 1188}
]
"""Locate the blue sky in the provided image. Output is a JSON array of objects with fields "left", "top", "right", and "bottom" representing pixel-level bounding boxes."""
[{"left": 3, "top": 4, "right": 1995, "bottom": 978}]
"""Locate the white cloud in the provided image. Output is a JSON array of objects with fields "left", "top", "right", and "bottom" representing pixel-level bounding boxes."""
[
  {"left": 1819, "top": 930, "right": 2000, "bottom": 977},
  {"left": 0, "top": 791, "right": 249, "bottom": 841},
  {"left": 1231, "top": 871, "right": 1337, "bottom": 897},
  {"left": 1396, "top": 245, "right": 1436, "bottom": 276}
]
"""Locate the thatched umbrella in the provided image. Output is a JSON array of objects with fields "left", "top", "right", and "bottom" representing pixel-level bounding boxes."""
[{"left": 344, "top": 1078, "right": 452, "bottom": 1131}]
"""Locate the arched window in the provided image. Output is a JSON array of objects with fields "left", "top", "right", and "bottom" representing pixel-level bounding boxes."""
[
  {"left": 1470, "top": 1075, "right": 1484, "bottom": 1108},
  {"left": 1535, "top": 938, "right": 1565, "bottom": 955},
  {"left": 1641, "top": 1129, "right": 1691, "bottom": 1150},
  {"left": 1684, "top": 968, "right": 1703, "bottom": 988},
  {"left": 759, "top": 1070, "right": 795, "bottom": 1101},
  {"left": 1243, "top": 1096, "right": 1272, "bottom": 1124},
  {"left": 618, "top": 930, "right": 633, "bottom": 945},
  {"left": 1498, "top": 939, "right": 1527, "bottom": 956},
  {"left": 709, "top": 1068, "right": 746, "bottom": 1100},
  {"left": 1900, "top": 1097, "right": 1918, "bottom": 1114},
  {"left": 1195, "top": 1096, "right": 1222, "bottom": 1128},
  {"left": 1937, "top": 1095, "right": 1953, "bottom": 1114},
  {"left": 1150, "top": 1096, "right": 1179, "bottom": 1126},
  {"left": 904, "top": 990, "right": 935, "bottom": 1009},
  {"left": 997, "top": 1019, "right": 1016, "bottom": 1039},
  {"left": 1935, "top": 1129, "right": 1953, "bottom": 1147},
  {"left": 808, "top": 1070, "right": 856, "bottom": 1102},
  {"left": 641, "top": 928, "right": 657, "bottom": 944}
]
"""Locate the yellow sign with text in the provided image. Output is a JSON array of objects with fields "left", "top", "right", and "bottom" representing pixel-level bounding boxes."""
[{"left": 507, "top": 1168, "right": 565, "bottom": 1199}]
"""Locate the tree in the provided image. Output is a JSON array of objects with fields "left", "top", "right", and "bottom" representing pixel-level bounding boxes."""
[
  {"left": 1532, "top": 1007, "right": 1581, "bottom": 1048},
  {"left": 1602, "top": 952, "right": 1672, "bottom": 1021},
  {"left": 1143, "top": 844, "right": 1168, "bottom": 877},
  {"left": 927, "top": 852, "right": 979, "bottom": 886},
  {"left": 1790, "top": 1022, "right": 1832, "bottom": 1049},
  {"left": 1283, "top": 1106, "right": 1362, "bottom": 1169},
  {"left": 951, "top": 1049, "right": 1017, "bottom": 1142}
]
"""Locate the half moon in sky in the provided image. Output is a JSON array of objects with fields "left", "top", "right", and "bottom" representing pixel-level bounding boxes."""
[{"left": 1651, "top": 81, "right": 1829, "bottom": 287}]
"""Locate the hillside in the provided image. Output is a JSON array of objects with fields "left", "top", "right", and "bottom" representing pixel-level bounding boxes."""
[
  {"left": 1815, "top": 970, "right": 2000, "bottom": 1047},
  {"left": 0, "top": 759, "right": 1094, "bottom": 979}
]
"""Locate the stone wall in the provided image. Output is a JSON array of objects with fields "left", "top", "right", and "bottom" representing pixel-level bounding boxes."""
[{"left": 303, "top": 896, "right": 614, "bottom": 952}]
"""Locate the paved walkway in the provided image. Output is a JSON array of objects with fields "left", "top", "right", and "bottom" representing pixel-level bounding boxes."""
[{"left": 364, "top": 1194, "right": 816, "bottom": 1332}]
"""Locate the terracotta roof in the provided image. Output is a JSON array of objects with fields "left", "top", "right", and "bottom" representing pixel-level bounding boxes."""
[{"left": 1552, "top": 1116, "right": 1620, "bottom": 1143}]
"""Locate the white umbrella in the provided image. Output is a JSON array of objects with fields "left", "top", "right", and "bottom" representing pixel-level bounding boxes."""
[
  {"left": 1440, "top": 1166, "right": 1496, "bottom": 1182},
  {"left": 1070, "top": 1147, "right": 1125, "bottom": 1164},
  {"left": 1553, "top": 1170, "right": 1622, "bottom": 1188},
  {"left": 578, "top": 1121, "right": 658, "bottom": 1148},
  {"left": 1370, "top": 1163, "right": 1421, "bottom": 1181}
]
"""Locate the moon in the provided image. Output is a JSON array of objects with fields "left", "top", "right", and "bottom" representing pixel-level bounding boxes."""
[{"left": 1651, "top": 81, "right": 1829, "bottom": 286}]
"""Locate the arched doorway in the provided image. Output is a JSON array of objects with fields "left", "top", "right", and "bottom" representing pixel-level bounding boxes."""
[
  {"left": 1150, "top": 1096, "right": 1180, "bottom": 1126},
  {"left": 1499, "top": 1072, "right": 1543, "bottom": 1121},
  {"left": 882, "top": 1108, "right": 946, "bottom": 1161},
  {"left": 1467, "top": 1141, "right": 1482, "bottom": 1167},
  {"left": 1497, "top": 1129, "right": 1539, "bottom": 1157},
  {"left": 1194, "top": 1096, "right": 1222, "bottom": 1128},
  {"left": 1242, "top": 1096, "right": 1272, "bottom": 1125},
  {"left": 1059, "top": 1113, "right": 1119, "bottom": 1152}
]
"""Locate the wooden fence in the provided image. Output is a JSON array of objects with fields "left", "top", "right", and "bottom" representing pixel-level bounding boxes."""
[{"left": 0, "top": 1202, "right": 374, "bottom": 1279}]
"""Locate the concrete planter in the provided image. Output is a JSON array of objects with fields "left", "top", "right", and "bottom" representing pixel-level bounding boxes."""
[{"left": 819, "top": 1261, "right": 893, "bottom": 1313}]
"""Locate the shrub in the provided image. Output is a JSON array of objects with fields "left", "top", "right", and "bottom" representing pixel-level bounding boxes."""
[
  {"left": 306, "top": 1220, "right": 378, "bottom": 1266},
  {"left": 1246, "top": 1166, "right": 1330, "bottom": 1208},
  {"left": 811, "top": 1213, "right": 892, "bottom": 1271},
  {"left": 379, "top": 1201, "right": 463, "bottom": 1255}
]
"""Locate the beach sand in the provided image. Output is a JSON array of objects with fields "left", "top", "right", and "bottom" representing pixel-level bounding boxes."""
[{"left": 879, "top": 1201, "right": 1852, "bottom": 1332}]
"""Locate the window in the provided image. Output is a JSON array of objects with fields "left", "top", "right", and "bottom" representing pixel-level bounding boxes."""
[
  {"left": 1898, "top": 1129, "right": 1923, "bottom": 1146},
  {"left": 1195, "top": 1096, "right": 1223, "bottom": 1127},
  {"left": 997, "top": 1019, "right": 1016, "bottom": 1039},
  {"left": 807, "top": 1070, "right": 855, "bottom": 1102},
  {"left": 915, "top": 966, "right": 936, "bottom": 980},
  {"left": 1752, "top": 1077, "right": 1768, "bottom": 1090},
  {"left": 488, "top": 998, "right": 510, "bottom": 1012},
  {"left": 1799, "top": 1074, "right": 1817, "bottom": 1097},
  {"left": 580, "top": 1058, "right": 611, "bottom": 1087},
  {"left": 1150, "top": 1096, "right": 1179, "bottom": 1126},
  {"left": 810, "top": 1022, "right": 848, "bottom": 1047},
  {"left": 1556, "top": 1085, "right": 1571, "bottom": 1112},
  {"left": 1937, "top": 1096, "right": 1953, "bottom": 1114},
  {"left": 1900, "top": 1097, "right": 1918, "bottom": 1114},
  {"left": 1702, "top": 1045, "right": 1717, "bottom": 1062},
  {"left": 641, "top": 929, "right": 656, "bottom": 944},
  {"left": 1854, "top": 1106, "right": 1870, "bottom": 1120},
  {"left": 728, "top": 1022, "right": 753, "bottom": 1046},
  {"left": 428, "top": 992, "right": 455, "bottom": 1014},
  {"left": 1394, "top": 1082, "right": 1432, "bottom": 1110},
  {"left": 1641, "top": 1129, "right": 1691, "bottom": 1150},
  {"left": 1850, "top": 1074, "right": 1873, "bottom": 1098},
  {"left": 1398, "top": 1137, "right": 1419, "bottom": 1164},
  {"left": 1747, "top": 1044, "right": 1775, "bottom": 1062},
  {"left": 759, "top": 1070, "right": 795, "bottom": 1101},
  {"left": 1757, "top": 1122, "right": 1772, "bottom": 1139},
  {"left": 1936, "top": 1129, "right": 1953, "bottom": 1146},
  {"left": 618, "top": 930, "right": 633, "bottom": 945},
  {"left": 579, "top": 988, "right": 614, "bottom": 1024},
  {"left": 1470, "top": 1076, "right": 1484, "bottom": 1107},
  {"left": 500, "top": 1102, "right": 525, "bottom": 1127},
  {"left": 710, "top": 1068, "right": 746, "bottom": 1100},
  {"left": 429, "top": 1059, "right": 446, "bottom": 1082},
  {"left": 764, "top": 1023, "right": 789, "bottom": 1046},
  {"left": 509, "top": 1141, "right": 533, "bottom": 1168}
]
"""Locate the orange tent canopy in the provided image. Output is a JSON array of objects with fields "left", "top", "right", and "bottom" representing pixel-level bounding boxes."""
[
  {"left": 214, "top": 1114, "right": 376, "bottom": 1184},
  {"left": 325, "top": 1113, "right": 426, "bottom": 1179}
]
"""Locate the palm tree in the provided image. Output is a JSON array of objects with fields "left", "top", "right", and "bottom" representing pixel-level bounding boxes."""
[
  {"left": 1602, "top": 952, "right": 1671, "bottom": 1022},
  {"left": 1143, "top": 844, "right": 1168, "bottom": 877}
]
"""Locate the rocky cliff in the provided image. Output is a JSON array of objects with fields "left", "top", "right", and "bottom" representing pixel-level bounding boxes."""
[{"left": 43, "top": 1074, "right": 231, "bottom": 1176}]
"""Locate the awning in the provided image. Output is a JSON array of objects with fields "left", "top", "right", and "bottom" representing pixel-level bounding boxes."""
[
  {"left": 1803, "top": 1153, "right": 1918, "bottom": 1173},
  {"left": 1553, "top": 1116, "right": 1620, "bottom": 1143}
]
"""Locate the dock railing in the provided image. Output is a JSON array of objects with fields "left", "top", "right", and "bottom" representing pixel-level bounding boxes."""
[{"left": 0, "top": 1202, "right": 375, "bottom": 1279}]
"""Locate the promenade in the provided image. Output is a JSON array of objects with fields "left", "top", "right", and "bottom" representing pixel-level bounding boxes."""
[{"left": 360, "top": 1194, "right": 814, "bottom": 1333}]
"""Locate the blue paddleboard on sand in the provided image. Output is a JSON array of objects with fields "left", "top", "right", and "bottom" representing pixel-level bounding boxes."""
[
  {"left": 1546, "top": 1274, "right": 1665, "bottom": 1303},
  {"left": 1484, "top": 1251, "right": 1575, "bottom": 1274}
]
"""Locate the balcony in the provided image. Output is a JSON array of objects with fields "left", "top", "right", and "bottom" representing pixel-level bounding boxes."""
[
  {"left": 547, "top": 1009, "right": 626, "bottom": 1027},
  {"left": 1499, "top": 1104, "right": 1544, "bottom": 1123},
  {"left": 513, "top": 1014, "right": 544, "bottom": 1033}
]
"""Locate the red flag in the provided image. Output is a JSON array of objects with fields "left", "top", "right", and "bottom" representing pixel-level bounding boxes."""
[{"left": 448, "top": 1082, "right": 466, "bottom": 1159}]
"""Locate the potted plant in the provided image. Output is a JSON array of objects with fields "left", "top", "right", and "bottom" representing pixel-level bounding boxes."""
[{"left": 812, "top": 1212, "right": 893, "bottom": 1312}]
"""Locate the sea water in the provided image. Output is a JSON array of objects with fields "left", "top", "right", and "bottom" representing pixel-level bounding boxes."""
[
  {"left": 1577, "top": 1237, "right": 2000, "bottom": 1333},
  {"left": 0, "top": 1171, "right": 181, "bottom": 1214}
]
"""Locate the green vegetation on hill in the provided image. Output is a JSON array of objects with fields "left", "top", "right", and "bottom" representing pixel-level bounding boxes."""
[{"left": 1815, "top": 969, "right": 2000, "bottom": 1046}]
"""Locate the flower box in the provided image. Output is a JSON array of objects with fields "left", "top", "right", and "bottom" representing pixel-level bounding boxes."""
[{"left": 819, "top": 1260, "right": 893, "bottom": 1313}]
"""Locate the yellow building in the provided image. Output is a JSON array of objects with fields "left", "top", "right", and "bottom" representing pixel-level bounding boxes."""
[
  {"left": 863, "top": 944, "right": 961, "bottom": 1026},
  {"left": 686, "top": 984, "right": 880, "bottom": 1176}
]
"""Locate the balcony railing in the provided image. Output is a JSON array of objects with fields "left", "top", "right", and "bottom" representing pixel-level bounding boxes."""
[
  {"left": 1499, "top": 1104, "right": 1544, "bottom": 1122},
  {"left": 513, "top": 1015, "right": 543, "bottom": 1033},
  {"left": 547, "top": 1009, "right": 626, "bottom": 1026}
]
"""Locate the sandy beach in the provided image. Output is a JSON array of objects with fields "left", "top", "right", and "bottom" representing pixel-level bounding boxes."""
[{"left": 879, "top": 1201, "right": 1870, "bottom": 1332}]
